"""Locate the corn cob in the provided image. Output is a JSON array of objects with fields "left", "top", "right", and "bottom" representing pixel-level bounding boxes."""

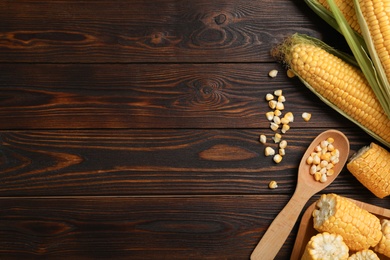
[
  {"left": 347, "top": 142, "right": 390, "bottom": 198},
  {"left": 374, "top": 218, "right": 390, "bottom": 257},
  {"left": 312, "top": 193, "right": 382, "bottom": 251},
  {"left": 271, "top": 33, "right": 390, "bottom": 148},
  {"left": 348, "top": 249, "right": 380, "bottom": 260},
  {"left": 301, "top": 232, "right": 349, "bottom": 260}
]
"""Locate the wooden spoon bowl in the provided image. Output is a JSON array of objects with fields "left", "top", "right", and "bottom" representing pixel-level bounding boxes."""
[{"left": 250, "top": 129, "right": 350, "bottom": 260}]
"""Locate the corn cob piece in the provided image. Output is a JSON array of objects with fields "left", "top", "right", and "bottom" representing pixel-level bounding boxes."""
[
  {"left": 301, "top": 232, "right": 349, "bottom": 260},
  {"left": 348, "top": 249, "right": 380, "bottom": 260},
  {"left": 271, "top": 33, "right": 390, "bottom": 148},
  {"left": 312, "top": 193, "right": 382, "bottom": 251},
  {"left": 347, "top": 142, "right": 390, "bottom": 198},
  {"left": 374, "top": 219, "right": 390, "bottom": 257}
]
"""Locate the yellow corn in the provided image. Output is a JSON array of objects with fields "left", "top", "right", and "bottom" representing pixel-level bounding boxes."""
[
  {"left": 347, "top": 142, "right": 390, "bottom": 198},
  {"left": 301, "top": 232, "right": 349, "bottom": 260},
  {"left": 374, "top": 219, "right": 390, "bottom": 257},
  {"left": 312, "top": 193, "right": 382, "bottom": 251},
  {"left": 358, "top": 0, "right": 390, "bottom": 85},
  {"left": 271, "top": 34, "right": 390, "bottom": 148},
  {"left": 348, "top": 249, "right": 380, "bottom": 260},
  {"left": 317, "top": 0, "right": 361, "bottom": 34}
]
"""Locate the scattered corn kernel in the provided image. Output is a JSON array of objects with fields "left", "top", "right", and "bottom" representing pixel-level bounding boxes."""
[
  {"left": 265, "top": 146, "right": 275, "bottom": 156},
  {"left": 268, "top": 69, "right": 278, "bottom": 78},
  {"left": 274, "top": 89, "right": 282, "bottom": 96},
  {"left": 273, "top": 154, "right": 283, "bottom": 163},
  {"left": 279, "top": 140, "right": 287, "bottom": 149},
  {"left": 270, "top": 122, "right": 279, "bottom": 131},
  {"left": 273, "top": 116, "right": 281, "bottom": 125},
  {"left": 302, "top": 112, "right": 312, "bottom": 122},
  {"left": 268, "top": 180, "right": 278, "bottom": 189},
  {"left": 265, "top": 93, "right": 274, "bottom": 101},
  {"left": 269, "top": 100, "right": 277, "bottom": 109},
  {"left": 265, "top": 111, "right": 274, "bottom": 121},
  {"left": 284, "top": 112, "right": 294, "bottom": 122},
  {"left": 281, "top": 124, "right": 290, "bottom": 134},
  {"left": 273, "top": 133, "right": 282, "bottom": 143},
  {"left": 278, "top": 95, "right": 286, "bottom": 102},
  {"left": 259, "top": 134, "right": 266, "bottom": 144},
  {"left": 274, "top": 109, "right": 282, "bottom": 117},
  {"left": 320, "top": 173, "right": 327, "bottom": 183},
  {"left": 279, "top": 148, "right": 286, "bottom": 156},
  {"left": 280, "top": 117, "right": 289, "bottom": 125},
  {"left": 275, "top": 101, "right": 284, "bottom": 110}
]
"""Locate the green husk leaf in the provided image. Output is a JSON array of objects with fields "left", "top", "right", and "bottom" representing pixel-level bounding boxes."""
[
  {"left": 353, "top": 0, "right": 390, "bottom": 117},
  {"left": 327, "top": 0, "right": 390, "bottom": 118}
]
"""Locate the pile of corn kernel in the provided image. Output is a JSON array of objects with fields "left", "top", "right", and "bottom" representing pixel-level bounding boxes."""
[{"left": 306, "top": 137, "right": 340, "bottom": 183}]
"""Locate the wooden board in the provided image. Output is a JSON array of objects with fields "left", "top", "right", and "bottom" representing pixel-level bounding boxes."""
[{"left": 291, "top": 198, "right": 390, "bottom": 259}]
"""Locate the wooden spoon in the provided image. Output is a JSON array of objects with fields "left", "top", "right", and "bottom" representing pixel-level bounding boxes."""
[{"left": 250, "top": 129, "right": 350, "bottom": 260}]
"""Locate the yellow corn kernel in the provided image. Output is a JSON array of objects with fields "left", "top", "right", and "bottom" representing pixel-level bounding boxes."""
[
  {"left": 274, "top": 89, "right": 282, "bottom": 96},
  {"left": 270, "top": 122, "right": 279, "bottom": 131},
  {"left": 273, "top": 116, "right": 281, "bottom": 125},
  {"left": 272, "top": 133, "right": 282, "bottom": 143},
  {"left": 275, "top": 101, "right": 284, "bottom": 110},
  {"left": 313, "top": 193, "right": 382, "bottom": 251},
  {"left": 302, "top": 112, "right": 312, "bottom": 122},
  {"left": 284, "top": 112, "right": 294, "bottom": 122},
  {"left": 269, "top": 100, "right": 277, "bottom": 109},
  {"left": 265, "top": 93, "right": 274, "bottom": 101},
  {"left": 268, "top": 180, "right": 278, "bottom": 189},
  {"left": 259, "top": 134, "right": 267, "bottom": 144},
  {"left": 279, "top": 140, "right": 287, "bottom": 149},
  {"left": 264, "top": 146, "right": 275, "bottom": 156},
  {"left": 279, "top": 148, "right": 285, "bottom": 156},
  {"left": 348, "top": 249, "right": 379, "bottom": 260},
  {"left": 274, "top": 109, "right": 282, "bottom": 117},
  {"left": 373, "top": 219, "right": 390, "bottom": 257},
  {"left": 268, "top": 69, "right": 278, "bottom": 78},
  {"left": 278, "top": 95, "right": 286, "bottom": 102},
  {"left": 281, "top": 124, "right": 290, "bottom": 134},
  {"left": 347, "top": 142, "right": 390, "bottom": 198},
  {"left": 280, "top": 117, "right": 289, "bottom": 125},
  {"left": 265, "top": 111, "right": 274, "bottom": 121},
  {"left": 273, "top": 154, "right": 283, "bottom": 163},
  {"left": 271, "top": 34, "right": 390, "bottom": 147}
]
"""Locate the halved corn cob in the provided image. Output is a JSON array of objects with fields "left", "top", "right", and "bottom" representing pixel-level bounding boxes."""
[
  {"left": 271, "top": 33, "right": 390, "bottom": 148},
  {"left": 373, "top": 218, "right": 390, "bottom": 257},
  {"left": 348, "top": 249, "right": 380, "bottom": 260},
  {"left": 312, "top": 193, "right": 382, "bottom": 251},
  {"left": 301, "top": 232, "right": 349, "bottom": 260},
  {"left": 347, "top": 142, "right": 390, "bottom": 198}
]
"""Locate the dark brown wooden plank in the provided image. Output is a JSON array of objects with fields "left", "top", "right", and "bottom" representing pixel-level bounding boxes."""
[
  {"left": 0, "top": 194, "right": 388, "bottom": 259},
  {"left": 0, "top": 128, "right": 378, "bottom": 196},
  {"left": 0, "top": 63, "right": 355, "bottom": 129},
  {"left": 0, "top": 0, "right": 337, "bottom": 63}
]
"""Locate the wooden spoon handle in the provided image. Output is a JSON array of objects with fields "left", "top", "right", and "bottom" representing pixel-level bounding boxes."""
[{"left": 250, "top": 193, "right": 311, "bottom": 260}]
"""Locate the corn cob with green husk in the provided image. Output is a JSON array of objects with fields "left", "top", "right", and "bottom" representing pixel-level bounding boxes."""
[
  {"left": 271, "top": 33, "right": 390, "bottom": 148},
  {"left": 312, "top": 194, "right": 382, "bottom": 251},
  {"left": 304, "top": 0, "right": 390, "bottom": 119}
]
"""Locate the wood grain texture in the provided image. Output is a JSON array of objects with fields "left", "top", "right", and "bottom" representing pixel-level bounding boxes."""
[
  {"left": 0, "top": 195, "right": 388, "bottom": 260},
  {"left": 0, "top": 63, "right": 354, "bottom": 129},
  {"left": 0, "top": 128, "right": 377, "bottom": 196},
  {"left": 0, "top": 0, "right": 326, "bottom": 63}
]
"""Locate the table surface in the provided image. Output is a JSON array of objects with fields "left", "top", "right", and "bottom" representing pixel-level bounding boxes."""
[{"left": 1, "top": 1, "right": 389, "bottom": 259}]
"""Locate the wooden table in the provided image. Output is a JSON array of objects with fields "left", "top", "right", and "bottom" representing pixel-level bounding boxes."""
[{"left": 1, "top": 1, "right": 388, "bottom": 259}]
